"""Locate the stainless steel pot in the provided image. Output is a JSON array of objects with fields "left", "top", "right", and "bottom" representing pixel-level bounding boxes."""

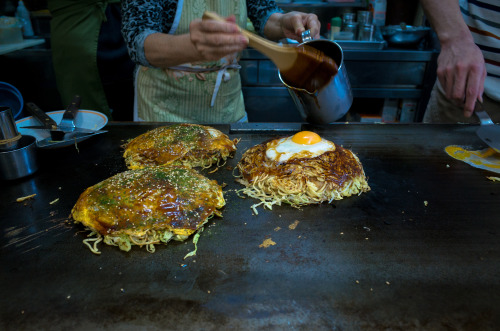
[{"left": 278, "top": 36, "right": 353, "bottom": 124}]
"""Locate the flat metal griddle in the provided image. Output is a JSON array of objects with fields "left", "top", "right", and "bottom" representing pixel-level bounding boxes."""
[{"left": 1, "top": 123, "right": 499, "bottom": 330}]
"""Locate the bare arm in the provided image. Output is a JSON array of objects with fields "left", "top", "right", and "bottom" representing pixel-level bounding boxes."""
[
  {"left": 420, "top": 0, "right": 486, "bottom": 116},
  {"left": 143, "top": 11, "right": 322, "bottom": 68},
  {"left": 144, "top": 16, "right": 248, "bottom": 68}
]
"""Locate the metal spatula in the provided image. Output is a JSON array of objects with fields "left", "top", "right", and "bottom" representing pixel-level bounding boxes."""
[
  {"left": 23, "top": 99, "right": 106, "bottom": 141},
  {"left": 475, "top": 101, "right": 500, "bottom": 152}
]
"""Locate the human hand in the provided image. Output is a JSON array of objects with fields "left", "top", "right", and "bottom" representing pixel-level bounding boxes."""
[
  {"left": 437, "top": 38, "right": 486, "bottom": 117},
  {"left": 189, "top": 15, "right": 248, "bottom": 62},
  {"left": 278, "top": 11, "right": 321, "bottom": 41}
]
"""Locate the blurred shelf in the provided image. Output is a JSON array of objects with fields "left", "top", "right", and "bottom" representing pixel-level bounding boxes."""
[{"left": 0, "top": 39, "right": 45, "bottom": 55}]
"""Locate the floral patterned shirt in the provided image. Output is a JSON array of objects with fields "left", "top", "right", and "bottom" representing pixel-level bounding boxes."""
[{"left": 121, "top": 0, "right": 283, "bottom": 67}]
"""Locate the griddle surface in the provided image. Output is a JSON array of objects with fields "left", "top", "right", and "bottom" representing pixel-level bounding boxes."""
[{"left": 1, "top": 123, "right": 499, "bottom": 330}]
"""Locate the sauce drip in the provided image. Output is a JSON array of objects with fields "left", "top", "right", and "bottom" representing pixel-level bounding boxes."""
[{"left": 281, "top": 45, "right": 338, "bottom": 93}]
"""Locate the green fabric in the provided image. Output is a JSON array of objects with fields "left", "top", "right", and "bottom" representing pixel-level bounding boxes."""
[
  {"left": 136, "top": 0, "right": 248, "bottom": 123},
  {"left": 48, "top": 0, "right": 119, "bottom": 118}
]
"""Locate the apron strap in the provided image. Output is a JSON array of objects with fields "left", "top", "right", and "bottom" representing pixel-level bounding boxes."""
[
  {"left": 169, "top": 63, "right": 241, "bottom": 107},
  {"left": 169, "top": 0, "right": 185, "bottom": 34}
]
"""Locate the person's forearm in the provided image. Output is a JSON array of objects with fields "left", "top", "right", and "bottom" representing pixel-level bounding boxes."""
[
  {"left": 144, "top": 33, "right": 201, "bottom": 68},
  {"left": 263, "top": 12, "right": 286, "bottom": 41},
  {"left": 420, "top": 0, "right": 474, "bottom": 46},
  {"left": 420, "top": 0, "right": 486, "bottom": 115}
]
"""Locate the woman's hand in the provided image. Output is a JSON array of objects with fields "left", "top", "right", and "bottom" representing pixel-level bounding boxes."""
[
  {"left": 264, "top": 11, "right": 321, "bottom": 41},
  {"left": 278, "top": 11, "right": 321, "bottom": 41},
  {"left": 189, "top": 15, "right": 248, "bottom": 62}
]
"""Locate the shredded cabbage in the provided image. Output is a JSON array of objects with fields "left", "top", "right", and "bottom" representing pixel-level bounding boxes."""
[{"left": 183, "top": 228, "right": 204, "bottom": 260}]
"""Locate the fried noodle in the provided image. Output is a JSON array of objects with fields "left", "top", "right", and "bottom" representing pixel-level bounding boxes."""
[{"left": 235, "top": 141, "right": 370, "bottom": 210}]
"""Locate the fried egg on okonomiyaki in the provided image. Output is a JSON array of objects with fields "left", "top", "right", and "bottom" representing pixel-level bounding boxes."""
[
  {"left": 123, "top": 124, "right": 237, "bottom": 170},
  {"left": 71, "top": 166, "right": 225, "bottom": 254},
  {"left": 236, "top": 131, "right": 370, "bottom": 210}
]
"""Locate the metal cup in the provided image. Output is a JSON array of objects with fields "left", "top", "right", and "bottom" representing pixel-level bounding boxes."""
[
  {"left": 343, "top": 22, "right": 358, "bottom": 36},
  {"left": 0, "top": 135, "right": 38, "bottom": 180},
  {"left": 343, "top": 13, "right": 356, "bottom": 24},
  {"left": 358, "top": 24, "right": 375, "bottom": 41},
  {"left": 0, "top": 106, "right": 21, "bottom": 151},
  {"left": 357, "top": 11, "right": 373, "bottom": 25},
  {"left": 278, "top": 36, "right": 353, "bottom": 124}
]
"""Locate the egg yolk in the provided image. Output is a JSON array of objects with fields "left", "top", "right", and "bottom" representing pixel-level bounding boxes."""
[{"left": 291, "top": 131, "right": 322, "bottom": 145}]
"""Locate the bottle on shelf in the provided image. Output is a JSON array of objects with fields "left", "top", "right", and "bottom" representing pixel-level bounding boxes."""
[
  {"left": 330, "top": 17, "right": 341, "bottom": 40},
  {"left": 15, "top": 0, "right": 34, "bottom": 38},
  {"left": 368, "top": 0, "right": 387, "bottom": 26}
]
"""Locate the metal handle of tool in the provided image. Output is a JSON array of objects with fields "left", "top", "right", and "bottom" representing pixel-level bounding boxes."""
[
  {"left": 474, "top": 100, "right": 494, "bottom": 125},
  {"left": 61, "top": 95, "right": 82, "bottom": 126},
  {"left": 25, "top": 102, "right": 58, "bottom": 129}
]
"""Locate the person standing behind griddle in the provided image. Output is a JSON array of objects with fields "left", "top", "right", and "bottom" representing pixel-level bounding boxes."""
[
  {"left": 49, "top": 0, "right": 135, "bottom": 121},
  {"left": 120, "top": 0, "right": 320, "bottom": 123},
  {"left": 420, "top": 0, "right": 500, "bottom": 123}
]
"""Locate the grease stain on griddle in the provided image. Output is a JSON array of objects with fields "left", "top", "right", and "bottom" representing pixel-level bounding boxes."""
[
  {"left": 104, "top": 296, "right": 229, "bottom": 326},
  {"left": 3, "top": 217, "right": 72, "bottom": 254}
]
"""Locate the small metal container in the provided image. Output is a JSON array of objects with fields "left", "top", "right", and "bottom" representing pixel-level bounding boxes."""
[
  {"left": 358, "top": 24, "right": 375, "bottom": 41},
  {"left": 0, "top": 135, "right": 38, "bottom": 180},
  {"left": 342, "top": 13, "right": 356, "bottom": 24},
  {"left": 0, "top": 107, "right": 21, "bottom": 151},
  {"left": 342, "top": 13, "right": 358, "bottom": 37},
  {"left": 357, "top": 11, "right": 373, "bottom": 25},
  {"left": 343, "top": 22, "right": 358, "bottom": 36}
]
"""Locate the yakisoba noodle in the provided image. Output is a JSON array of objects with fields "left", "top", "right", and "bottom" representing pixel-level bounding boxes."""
[
  {"left": 236, "top": 139, "right": 370, "bottom": 211},
  {"left": 82, "top": 223, "right": 210, "bottom": 255},
  {"left": 125, "top": 145, "right": 231, "bottom": 170},
  {"left": 72, "top": 166, "right": 225, "bottom": 254}
]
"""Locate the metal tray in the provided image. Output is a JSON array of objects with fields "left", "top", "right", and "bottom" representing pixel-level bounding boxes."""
[{"left": 335, "top": 39, "right": 387, "bottom": 50}]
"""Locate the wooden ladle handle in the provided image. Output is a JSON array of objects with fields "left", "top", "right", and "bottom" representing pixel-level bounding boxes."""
[{"left": 202, "top": 11, "right": 298, "bottom": 70}]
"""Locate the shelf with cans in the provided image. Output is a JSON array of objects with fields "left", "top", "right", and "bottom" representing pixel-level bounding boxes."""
[{"left": 328, "top": 10, "right": 379, "bottom": 42}]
